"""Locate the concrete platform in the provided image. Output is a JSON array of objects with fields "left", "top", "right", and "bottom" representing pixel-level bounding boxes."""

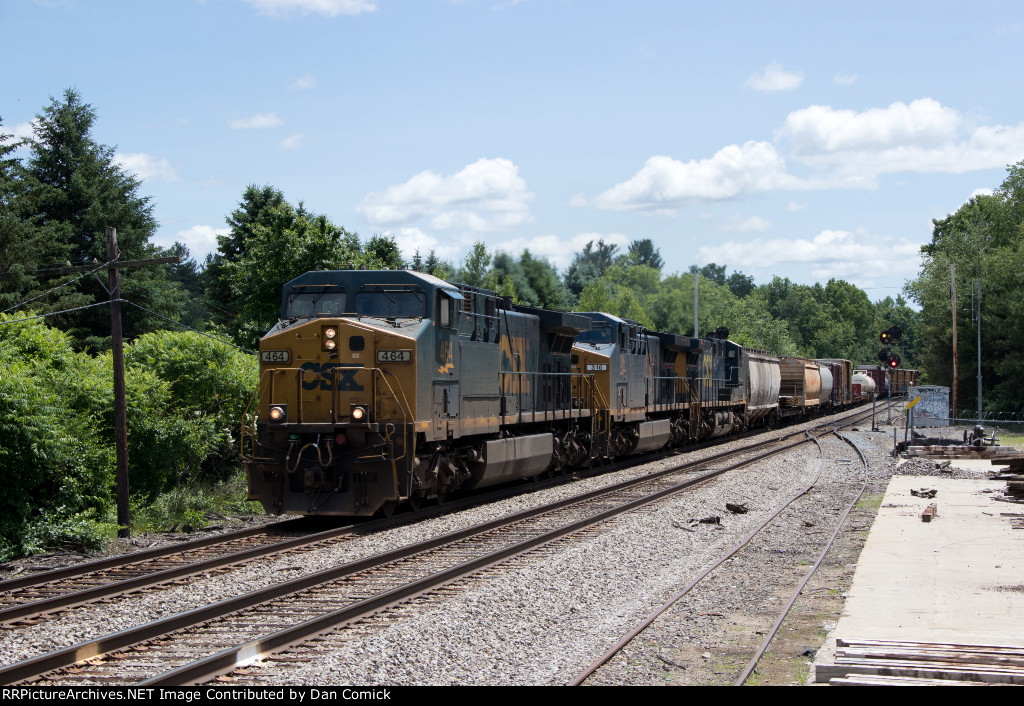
[{"left": 813, "top": 474, "right": 1024, "bottom": 682}]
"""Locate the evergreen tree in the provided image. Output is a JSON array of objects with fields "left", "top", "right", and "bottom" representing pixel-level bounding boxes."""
[{"left": 20, "top": 90, "right": 184, "bottom": 347}]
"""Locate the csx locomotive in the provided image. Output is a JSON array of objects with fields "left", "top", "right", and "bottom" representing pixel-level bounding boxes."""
[{"left": 243, "top": 268, "right": 859, "bottom": 517}]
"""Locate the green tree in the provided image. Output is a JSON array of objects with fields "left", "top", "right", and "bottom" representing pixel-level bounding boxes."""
[
  {"left": 908, "top": 164, "right": 1024, "bottom": 413},
  {"left": 364, "top": 234, "right": 404, "bottom": 269},
  {"left": 564, "top": 239, "right": 620, "bottom": 299},
  {"left": 19, "top": 90, "right": 184, "bottom": 347},
  {"left": 205, "top": 185, "right": 289, "bottom": 326},
  {"left": 459, "top": 241, "right": 492, "bottom": 287},
  {"left": 624, "top": 238, "right": 664, "bottom": 270},
  {"left": 220, "top": 203, "right": 362, "bottom": 348},
  {"left": 520, "top": 250, "right": 571, "bottom": 309}
]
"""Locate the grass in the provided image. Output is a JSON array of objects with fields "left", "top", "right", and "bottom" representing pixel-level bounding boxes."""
[
  {"left": 995, "top": 431, "right": 1024, "bottom": 449},
  {"left": 855, "top": 492, "right": 883, "bottom": 511},
  {"left": 131, "top": 469, "right": 263, "bottom": 534}
]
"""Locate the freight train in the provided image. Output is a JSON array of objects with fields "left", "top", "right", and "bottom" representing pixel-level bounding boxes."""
[{"left": 243, "top": 268, "right": 872, "bottom": 517}]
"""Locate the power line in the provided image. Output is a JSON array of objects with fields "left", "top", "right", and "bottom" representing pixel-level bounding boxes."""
[
  {"left": 122, "top": 300, "right": 255, "bottom": 354},
  {"left": 0, "top": 300, "right": 113, "bottom": 325},
  {"left": 1, "top": 257, "right": 116, "bottom": 314},
  {"left": 0, "top": 298, "right": 254, "bottom": 355}
]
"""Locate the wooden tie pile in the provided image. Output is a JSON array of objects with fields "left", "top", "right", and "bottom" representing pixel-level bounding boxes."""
[
  {"left": 817, "top": 638, "right": 1024, "bottom": 685},
  {"left": 990, "top": 455, "right": 1024, "bottom": 504}
]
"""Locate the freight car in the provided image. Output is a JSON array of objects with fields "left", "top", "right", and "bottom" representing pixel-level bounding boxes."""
[
  {"left": 816, "top": 359, "right": 853, "bottom": 408},
  {"left": 243, "top": 268, "right": 830, "bottom": 518}
]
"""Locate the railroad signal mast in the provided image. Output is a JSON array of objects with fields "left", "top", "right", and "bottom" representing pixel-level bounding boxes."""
[{"left": 879, "top": 326, "right": 902, "bottom": 423}]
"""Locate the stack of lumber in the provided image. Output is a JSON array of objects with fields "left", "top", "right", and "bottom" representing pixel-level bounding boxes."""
[
  {"left": 906, "top": 445, "right": 1018, "bottom": 458},
  {"left": 990, "top": 455, "right": 1024, "bottom": 503},
  {"left": 816, "top": 638, "right": 1024, "bottom": 685}
]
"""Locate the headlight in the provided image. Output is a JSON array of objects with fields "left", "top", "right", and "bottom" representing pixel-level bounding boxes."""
[
  {"left": 350, "top": 405, "right": 367, "bottom": 421},
  {"left": 269, "top": 405, "right": 287, "bottom": 422},
  {"left": 322, "top": 327, "right": 338, "bottom": 352}
]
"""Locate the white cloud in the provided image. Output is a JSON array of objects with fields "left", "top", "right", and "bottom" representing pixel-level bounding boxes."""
[
  {"left": 833, "top": 73, "right": 859, "bottom": 85},
  {"left": 280, "top": 132, "right": 305, "bottom": 149},
  {"left": 229, "top": 113, "right": 284, "bottom": 130},
  {"left": 244, "top": 0, "right": 377, "bottom": 17},
  {"left": 387, "top": 227, "right": 466, "bottom": 263},
  {"left": 715, "top": 214, "right": 771, "bottom": 232},
  {"left": 114, "top": 153, "right": 181, "bottom": 182},
  {"left": 698, "top": 229, "right": 923, "bottom": 283},
  {"left": 290, "top": 74, "right": 315, "bottom": 90},
  {"left": 487, "top": 232, "right": 631, "bottom": 270},
  {"left": 593, "top": 141, "right": 808, "bottom": 211},
  {"left": 786, "top": 201, "right": 808, "bottom": 212},
  {"left": 776, "top": 98, "right": 1024, "bottom": 175},
  {"left": 744, "top": 61, "right": 804, "bottom": 92},
  {"left": 968, "top": 188, "right": 995, "bottom": 201},
  {"left": 567, "top": 193, "right": 587, "bottom": 208},
  {"left": 358, "top": 158, "right": 533, "bottom": 232},
  {"left": 1, "top": 121, "right": 35, "bottom": 141},
  {"left": 156, "top": 225, "right": 229, "bottom": 259}
]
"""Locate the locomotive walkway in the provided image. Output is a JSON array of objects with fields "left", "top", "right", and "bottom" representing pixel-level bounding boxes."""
[{"left": 812, "top": 458, "right": 1024, "bottom": 684}]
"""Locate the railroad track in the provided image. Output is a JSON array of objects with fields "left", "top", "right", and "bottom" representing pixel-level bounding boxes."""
[
  {"left": 0, "top": 402, "right": 880, "bottom": 630},
  {"left": 568, "top": 423, "right": 877, "bottom": 686},
  {"left": 0, "top": 406, "right": 880, "bottom": 685}
]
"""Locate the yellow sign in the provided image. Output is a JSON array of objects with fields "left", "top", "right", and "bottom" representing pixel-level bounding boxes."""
[{"left": 906, "top": 396, "right": 922, "bottom": 409}]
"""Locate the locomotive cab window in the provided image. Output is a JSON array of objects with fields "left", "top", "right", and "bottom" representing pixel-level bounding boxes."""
[
  {"left": 354, "top": 289, "right": 425, "bottom": 319},
  {"left": 437, "top": 290, "right": 463, "bottom": 329},
  {"left": 286, "top": 290, "right": 346, "bottom": 318},
  {"left": 575, "top": 324, "right": 613, "bottom": 345}
]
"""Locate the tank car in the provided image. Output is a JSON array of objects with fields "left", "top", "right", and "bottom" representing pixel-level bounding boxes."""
[
  {"left": 852, "top": 371, "right": 877, "bottom": 401},
  {"left": 817, "top": 359, "right": 853, "bottom": 408}
]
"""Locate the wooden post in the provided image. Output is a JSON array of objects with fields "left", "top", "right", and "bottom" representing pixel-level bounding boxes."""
[
  {"left": 108, "top": 228, "right": 131, "bottom": 538},
  {"left": 951, "top": 263, "right": 958, "bottom": 421}
]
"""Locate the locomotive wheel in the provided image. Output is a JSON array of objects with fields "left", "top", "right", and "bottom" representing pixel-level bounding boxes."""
[
  {"left": 379, "top": 500, "right": 398, "bottom": 518},
  {"left": 408, "top": 492, "right": 424, "bottom": 511},
  {"left": 435, "top": 490, "right": 447, "bottom": 505}
]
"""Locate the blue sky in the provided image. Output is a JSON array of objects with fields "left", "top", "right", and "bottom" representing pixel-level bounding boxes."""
[{"left": 3, "top": 0, "right": 1023, "bottom": 301}]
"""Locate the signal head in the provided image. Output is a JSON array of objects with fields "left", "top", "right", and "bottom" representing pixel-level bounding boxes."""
[
  {"left": 887, "top": 353, "right": 901, "bottom": 369},
  {"left": 888, "top": 325, "right": 903, "bottom": 343},
  {"left": 879, "top": 330, "right": 891, "bottom": 345}
]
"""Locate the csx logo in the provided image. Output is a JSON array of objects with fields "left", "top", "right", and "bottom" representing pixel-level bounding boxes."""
[{"left": 300, "top": 362, "right": 364, "bottom": 391}]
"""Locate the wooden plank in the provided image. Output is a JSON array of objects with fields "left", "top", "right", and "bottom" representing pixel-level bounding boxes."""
[
  {"left": 837, "top": 638, "right": 1024, "bottom": 654},
  {"left": 830, "top": 674, "right": 992, "bottom": 686},
  {"left": 815, "top": 662, "right": 1024, "bottom": 685},
  {"left": 837, "top": 647, "right": 1024, "bottom": 668}
]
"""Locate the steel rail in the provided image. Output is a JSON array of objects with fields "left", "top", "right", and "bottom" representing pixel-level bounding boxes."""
[
  {"left": 143, "top": 429, "right": 834, "bottom": 686},
  {"left": 565, "top": 429, "right": 831, "bottom": 686},
  {"left": 0, "top": 519, "right": 303, "bottom": 593},
  {"left": 1, "top": 416, "right": 835, "bottom": 686},
  {"left": 733, "top": 431, "right": 870, "bottom": 686},
  {"left": 0, "top": 408, "right": 865, "bottom": 631},
  {"left": 0, "top": 523, "right": 364, "bottom": 625}
]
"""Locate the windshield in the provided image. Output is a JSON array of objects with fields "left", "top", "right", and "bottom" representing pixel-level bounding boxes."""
[
  {"left": 354, "top": 290, "right": 426, "bottom": 319},
  {"left": 575, "top": 323, "right": 614, "bottom": 345},
  {"left": 286, "top": 290, "right": 346, "bottom": 318}
]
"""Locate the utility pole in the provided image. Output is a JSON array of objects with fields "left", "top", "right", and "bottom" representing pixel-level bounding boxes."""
[
  {"left": 976, "top": 278, "right": 982, "bottom": 420},
  {"left": 693, "top": 273, "right": 699, "bottom": 338},
  {"left": 951, "top": 263, "right": 958, "bottom": 421},
  {"left": 34, "top": 231, "right": 181, "bottom": 538},
  {"left": 108, "top": 228, "right": 130, "bottom": 538}
]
